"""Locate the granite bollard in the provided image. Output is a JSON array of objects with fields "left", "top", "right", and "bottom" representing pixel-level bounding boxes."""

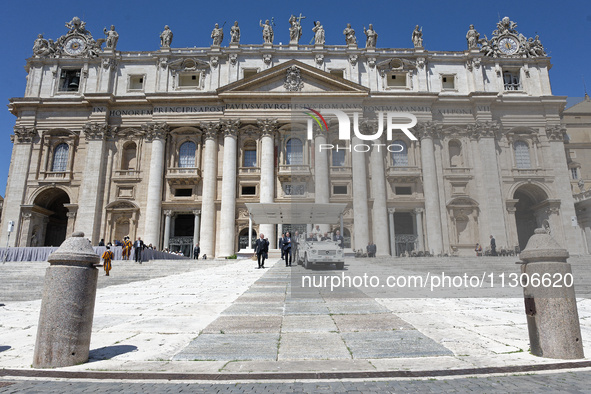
[
  {"left": 519, "top": 228, "right": 584, "bottom": 359},
  {"left": 32, "top": 231, "right": 100, "bottom": 368}
]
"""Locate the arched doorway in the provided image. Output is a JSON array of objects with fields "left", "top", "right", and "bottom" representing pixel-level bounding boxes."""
[
  {"left": 239, "top": 228, "right": 257, "bottom": 250},
  {"left": 33, "top": 188, "right": 70, "bottom": 246},
  {"left": 513, "top": 185, "right": 549, "bottom": 251}
]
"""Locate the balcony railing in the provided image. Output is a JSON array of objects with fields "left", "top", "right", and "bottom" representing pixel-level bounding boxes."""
[
  {"left": 238, "top": 167, "right": 261, "bottom": 176},
  {"left": 166, "top": 167, "right": 202, "bottom": 185},
  {"left": 278, "top": 164, "right": 311, "bottom": 181},
  {"left": 115, "top": 169, "right": 141, "bottom": 178},
  {"left": 40, "top": 171, "right": 71, "bottom": 182}
]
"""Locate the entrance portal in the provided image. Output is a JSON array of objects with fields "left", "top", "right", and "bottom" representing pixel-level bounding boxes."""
[
  {"left": 513, "top": 185, "right": 549, "bottom": 251},
  {"left": 33, "top": 189, "right": 70, "bottom": 246}
]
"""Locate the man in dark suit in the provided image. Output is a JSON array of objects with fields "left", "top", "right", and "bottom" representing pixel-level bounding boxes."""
[
  {"left": 193, "top": 243, "right": 200, "bottom": 260},
  {"left": 333, "top": 230, "right": 344, "bottom": 248},
  {"left": 255, "top": 233, "right": 269, "bottom": 269},
  {"left": 283, "top": 232, "right": 292, "bottom": 267},
  {"left": 278, "top": 233, "right": 285, "bottom": 260},
  {"left": 490, "top": 235, "right": 497, "bottom": 256},
  {"left": 134, "top": 237, "right": 145, "bottom": 264}
]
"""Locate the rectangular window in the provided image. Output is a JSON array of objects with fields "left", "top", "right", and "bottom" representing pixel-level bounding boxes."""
[
  {"left": 503, "top": 69, "right": 521, "bottom": 91},
  {"left": 333, "top": 185, "right": 348, "bottom": 195},
  {"left": 243, "top": 150, "right": 257, "bottom": 167},
  {"left": 395, "top": 186, "right": 412, "bottom": 195},
  {"left": 387, "top": 73, "right": 407, "bottom": 88},
  {"left": 179, "top": 73, "right": 200, "bottom": 87},
  {"left": 243, "top": 69, "right": 258, "bottom": 79},
  {"left": 441, "top": 75, "right": 455, "bottom": 90},
  {"left": 174, "top": 188, "right": 192, "bottom": 197},
  {"left": 571, "top": 168, "right": 579, "bottom": 180},
  {"left": 330, "top": 69, "right": 344, "bottom": 79},
  {"left": 58, "top": 69, "right": 81, "bottom": 92},
  {"left": 284, "top": 184, "right": 305, "bottom": 196},
  {"left": 241, "top": 186, "right": 257, "bottom": 195},
  {"left": 129, "top": 75, "right": 145, "bottom": 90}
]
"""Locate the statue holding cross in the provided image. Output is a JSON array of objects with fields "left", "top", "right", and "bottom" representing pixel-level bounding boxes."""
[{"left": 289, "top": 13, "right": 305, "bottom": 45}]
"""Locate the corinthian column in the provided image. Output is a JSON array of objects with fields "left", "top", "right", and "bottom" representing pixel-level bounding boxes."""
[
  {"left": 77, "top": 122, "right": 115, "bottom": 245},
  {"left": 369, "top": 133, "right": 390, "bottom": 256},
  {"left": 219, "top": 119, "right": 241, "bottom": 257},
  {"left": 351, "top": 135, "right": 369, "bottom": 250},
  {"left": 1, "top": 127, "right": 37, "bottom": 247},
  {"left": 200, "top": 122, "right": 219, "bottom": 257},
  {"left": 418, "top": 122, "right": 443, "bottom": 255},
  {"left": 257, "top": 118, "right": 277, "bottom": 247},
  {"left": 142, "top": 122, "right": 169, "bottom": 249},
  {"left": 314, "top": 126, "right": 330, "bottom": 234}
]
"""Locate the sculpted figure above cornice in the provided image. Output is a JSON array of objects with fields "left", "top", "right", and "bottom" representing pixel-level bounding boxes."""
[
  {"left": 257, "top": 118, "right": 279, "bottom": 137},
  {"left": 83, "top": 122, "right": 117, "bottom": 141},
  {"left": 11, "top": 126, "right": 38, "bottom": 144}
]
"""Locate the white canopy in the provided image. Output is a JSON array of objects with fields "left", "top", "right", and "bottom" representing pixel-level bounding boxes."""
[{"left": 245, "top": 203, "right": 347, "bottom": 225}]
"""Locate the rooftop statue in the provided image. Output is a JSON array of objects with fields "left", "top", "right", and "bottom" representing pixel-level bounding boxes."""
[
  {"left": 364, "top": 24, "right": 377, "bottom": 48},
  {"left": 211, "top": 23, "right": 224, "bottom": 46},
  {"left": 230, "top": 21, "right": 240, "bottom": 44},
  {"left": 288, "top": 14, "right": 304, "bottom": 45},
  {"left": 412, "top": 25, "right": 423, "bottom": 48},
  {"left": 312, "top": 21, "right": 325, "bottom": 45},
  {"left": 160, "top": 25, "right": 173, "bottom": 48},
  {"left": 466, "top": 24, "right": 480, "bottom": 49},
  {"left": 343, "top": 23, "right": 356, "bottom": 45},
  {"left": 33, "top": 34, "right": 56, "bottom": 57},
  {"left": 103, "top": 25, "right": 119, "bottom": 50},
  {"left": 260, "top": 19, "right": 274, "bottom": 44}
]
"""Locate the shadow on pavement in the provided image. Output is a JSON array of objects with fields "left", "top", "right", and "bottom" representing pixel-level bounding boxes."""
[
  {"left": 0, "top": 346, "right": 11, "bottom": 353},
  {"left": 88, "top": 345, "right": 138, "bottom": 361}
]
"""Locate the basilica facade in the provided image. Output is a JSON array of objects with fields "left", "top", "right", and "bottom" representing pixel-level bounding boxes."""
[{"left": 1, "top": 16, "right": 586, "bottom": 257}]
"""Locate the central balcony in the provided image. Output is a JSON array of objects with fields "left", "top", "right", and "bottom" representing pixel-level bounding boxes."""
[
  {"left": 278, "top": 164, "right": 311, "bottom": 181},
  {"left": 385, "top": 166, "right": 421, "bottom": 183},
  {"left": 166, "top": 167, "right": 202, "bottom": 185}
]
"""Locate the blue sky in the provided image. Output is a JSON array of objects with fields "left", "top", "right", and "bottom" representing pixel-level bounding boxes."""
[{"left": 0, "top": 0, "right": 590, "bottom": 196}]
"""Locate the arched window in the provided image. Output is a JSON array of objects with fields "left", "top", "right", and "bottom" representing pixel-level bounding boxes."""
[
  {"left": 391, "top": 140, "right": 408, "bottom": 167},
  {"left": 51, "top": 143, "right": 69, "bottom": 172},
  {"left": 243, "top": 140, "right": 257, "bottom": 167},
  {"left": 179, "top": 141, "right": 196, "bottom": 168},
  {"left": 449, "top": 140, "right": 463, "bottom": 167},
  {"left": 286, "top": 138, "right": 303, "bottom": 165},
  {"left": 514, "top": 141, "right": 531, "bottom": 169},
  {"left": 331, "top": 145, "right": 345, "bottom": 167},
  {"left": 121, "top": 142, "right": 137, "bottom": 170}
]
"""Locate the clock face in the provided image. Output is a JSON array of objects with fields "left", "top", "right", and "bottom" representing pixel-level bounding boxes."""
[
  {"left": 498, "top": 37, "right": 519, "bottom": 55},
  {"left": 64, "top": 37, "right": 86, "bottom": 56}
]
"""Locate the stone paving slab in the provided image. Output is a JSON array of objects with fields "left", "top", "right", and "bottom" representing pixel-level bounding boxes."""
[
  {"left": 326, "top": 301, "right": 391, "bottom": 315},
  {"left": 202, "top": 316, "right": 282, "bottom": 334},
  {"left": 173, "top": 333, "right": 279, "bottom": 361},
  {"left": 284, "top": 302, "right": 330, "bottom": 315},
  {"left": 342, "top": 330, "right": 454, "bottom": 359},
  {"left": 220, "top": 302, "right": 285, "bottom": 316},
  {"left": 278, "top": 332, "right": 352, "bottom": 360},
  {"left": 234, "top": 293, "right": 286, "bottom": 303},
  {"left": 221, "top": 358, "right": 375, "bottom": 373},
  {"left": 281, "top": 315, "right": 338, "bottom": 333},
  {"left": 332, "top": 313, "right": 415, "bottom": 332}
]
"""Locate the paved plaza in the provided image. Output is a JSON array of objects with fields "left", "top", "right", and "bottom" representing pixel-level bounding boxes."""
[{"left": 1, "top": 256, "right": 591, "bottom": 391}]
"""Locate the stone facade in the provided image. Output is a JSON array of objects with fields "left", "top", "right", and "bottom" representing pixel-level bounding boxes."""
[{"left": 1, "top": 16, "right": 586, "bottom": 257}]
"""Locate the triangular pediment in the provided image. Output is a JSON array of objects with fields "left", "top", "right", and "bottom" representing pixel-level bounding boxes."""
[{"left": 217, "top": 59, "right": 369, "bottom": 97}]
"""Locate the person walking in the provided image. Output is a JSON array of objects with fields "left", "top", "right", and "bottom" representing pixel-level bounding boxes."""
[
  {"left": 101, "top": 246, "right": 114, "bottom": 276},
  {"left": 122, "top": 236, "right": 132, "bottom": 260},
  {"left": 283, "top": 232, "right": 292, "bottom": 267},
  {"left": 490, "top": 235, "right": 497, "bottom": 256},
  {"left": 255, "top": 233, "right": 269, "bottom": 269},
  {"left": 193, "top": 243, "right": 200, "bottom": 260},
  {"left": 134, "top": 237, "right": 145, "bottom": 264},
  {"left": 278, "top": 233, "right": 285, "bottom": 260}
]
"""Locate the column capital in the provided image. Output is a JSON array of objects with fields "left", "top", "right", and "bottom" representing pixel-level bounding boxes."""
[
  {"left": 11, "top": 126, "right": 38, "bottom": 144},
  {"left": 201, "top": 121, "right": 220, "bottom": 140},
  {"left": 193, "top": 209, "right": 201, "bottom": 216},
  {"left": 387, "top": 208, "right": 396, "bottom": 214},
  {"left": 545, "top": 124, "right": 566, "bottom": 142},
  {"left": 414, "top": 121, "right": 441, "bottom": 140},
  {"left": 83, "top": 122, "right": 117, "bottom": 141},
  {"left": 220, "top": 118, "right": 241, "bottom": 137},
  {"left": 142, "top": 122, "right": 170, "bottom": 141},
  {"left": 413, "top": 207, "right": 424, "bottom": 214},
  {"left": 163, "top": 209, "right": 173, "bottom": 217},
  {"left": 66, "top": 212, "right": 77, "bottom": 219},
  {"left": 257, "top": 118, "right": 278, "bottom": 137},
  {"left": 467, "top": 121, "right": 501, "bottom": 140}
]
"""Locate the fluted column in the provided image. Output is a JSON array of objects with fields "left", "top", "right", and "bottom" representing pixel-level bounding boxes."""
[
  {"left": 369, "top": 135, "right": 390, "bottom": 256},
  {"left": 257, "top": 118, "right": 277, "bottom": 247},
  {"left": 219, "top": 119, "right": 241, "bottom": 257},
  {"left": 351, "top": 135, "right": 369, "bottom": 250},
  {"left": 193, "top": 209, "right": 201, "bottom": 247},
  {"left": 388, "top": 208, "right": 396, "bottom": 256},
  {"left": 142, "top": 122, "right": 169, "bottom": 249},
  {"left": 414, "top": 208, "right": 425, "bottom": 251},
  {"left": 163, "top": 210, "right": 172, "bottom": 249},
  {"left": 200, "top": 122, "right": 219, "bottom": 257},
  {"left": 1, "top": 127, "right": 37, "bottom": 247},
  {"left": 77, "top": 123, "right": 114, "bottom": 244},
  {"left": 314, "top": 127, "right": 330, "bottom": 234},
  {"left": 418, "top": 123, "right": 443, "bottom": 255}
]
